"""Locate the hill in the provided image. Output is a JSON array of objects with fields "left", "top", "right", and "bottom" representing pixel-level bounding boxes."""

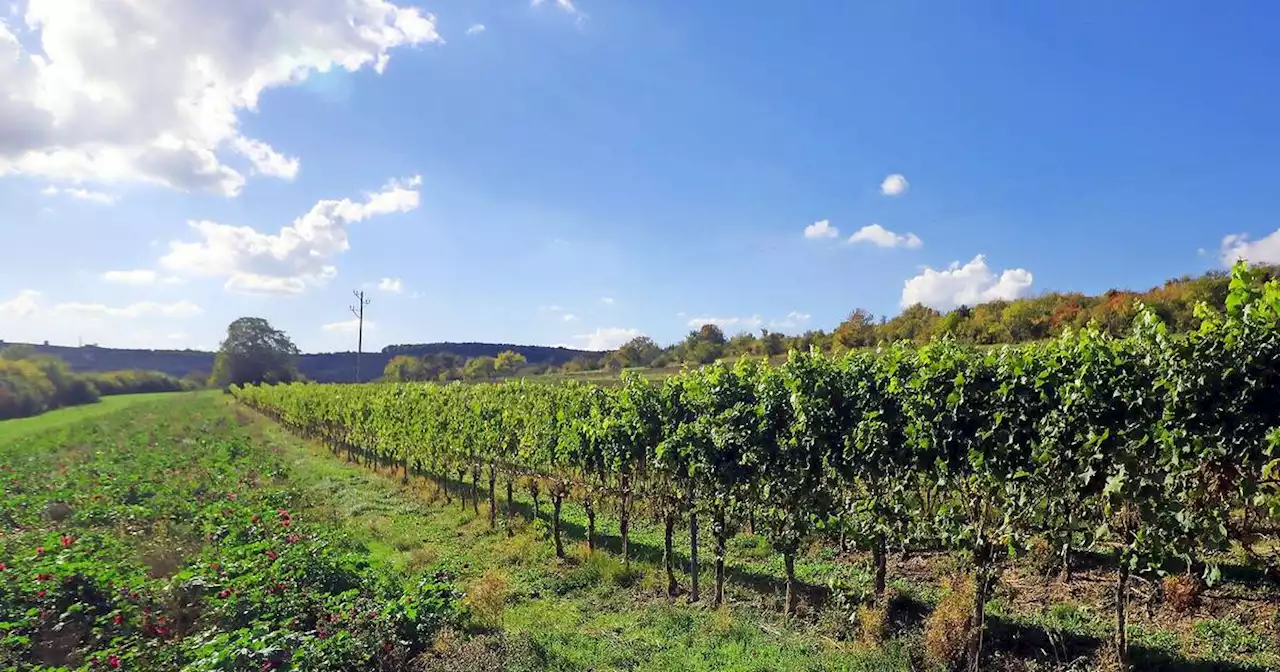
[{"left": 0, "top": 341, "right": 600, "bottom": 383}]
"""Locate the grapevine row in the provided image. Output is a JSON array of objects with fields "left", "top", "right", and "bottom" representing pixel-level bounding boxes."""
[{"left": 233, "top": 262, "right": 1280, "bottom": 669}]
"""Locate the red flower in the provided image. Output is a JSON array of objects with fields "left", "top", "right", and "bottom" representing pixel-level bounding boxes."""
[
  {"left": 113, "top": 613, "right": 123, "bottom": 625},
  {"left": 210, "top": 563, "right": 220, "bottom": 571},
  {"left": 0, "top": 562, "right": 6, "bottom": 571},
  {"left": 265, "top": 549, "right": 278, "bottom": 561},
  {"left": 261, "top": 660, "right": 278, "bottom": 671},
  {"left": 218, "top": 589, "right": 232, "bottom": 598},
  {"left": 285, "top": 535, "right": 300, "bottom": 544},
  {"left": 107, "top": 654, "right": 121, "bottom": 668},
  {"left": 36, "top": 590, "right": 46, "bottom": 598},
  {"left": 251, "top": 515, "right": 260, "bottom": 524},
  {"left": 61, "top": 535, "right": 75, "bottom": 548},
  {"left": 35, "top": 547, "right": 44, "bottom": 556},
  {"left": 36, "top": 573, "right": 52, "bottom": 581}
]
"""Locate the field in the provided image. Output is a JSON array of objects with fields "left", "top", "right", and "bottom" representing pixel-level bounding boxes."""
[{"left": 3, "top": 383, "right": 1280, "bottom": 670}]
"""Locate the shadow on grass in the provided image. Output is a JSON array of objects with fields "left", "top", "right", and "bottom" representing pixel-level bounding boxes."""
[
  {"left": 292, "top": 434, "right": 1273, "bottom": 672},
  {"left": 984, "top": 614, "right": 1270, "bottom": 672}
]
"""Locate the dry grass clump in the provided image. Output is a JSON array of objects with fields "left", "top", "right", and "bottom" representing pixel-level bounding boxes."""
[
  {"left": 924, "top": 574, "right": 975, "bottom": 670},
  {"left": 1162, "top": 573, "right": 1202, "bottom": 613},
  {"left": 465, "top": 568, "right": 510, "bottom": 627}
]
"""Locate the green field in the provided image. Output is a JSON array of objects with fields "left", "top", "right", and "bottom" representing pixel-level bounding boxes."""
[
  {"left": 0, "top": 391, "right": 206, "bottom": 443},
  {"left": 2, "top": 392, "right": 1279, "bottom": 670}
]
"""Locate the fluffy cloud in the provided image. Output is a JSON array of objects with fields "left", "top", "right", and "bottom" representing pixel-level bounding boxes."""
[
  {"left": 40, "top": 185, "right": 117, "bottom": 204},
  {"left": 574, "top": 326, "right": 641, "bottom": 350},
  {"left": 160, "top": 176, "right": 421, "bottom": 294},
  {"left": 687, "top": 312, "right": 811, "bottom": 332},
  {"left": 769, "top": 311, "right": 811, "bottom": 329},
  {"left": 466, "top": 23, "right": 486, "bottom": 36},
  {"left": 848, "top": 223, "right": 923, "bottom": 249},
  {"left": 900, "top": 255, "right": 1034, "bottom": 310},
  {"left": 323, "top": 318, "right": 375, "bottom": 333},
  {"left": 378, "top": 277, "right": 404, "bottom": 293},
  {"left": 804, "top": 219, "right": 839, "bottom": 239},
  {"left": 101, "top": 269, "right": 182, "bottom": 286},
  {"left": 0, "top": 289, "right": 200, "bottom": 319},
  {"left": 686, "top": 315, "right": 763, "bottom": 330},
  {"left": 563, "top": 313, "right": 578, "bottom": 322},
  {"left": 0, "top": 1, "right": 438, "bottom": 195},
  {"left": 0, "top": 289, "right": 41, "bottom": 317},
  {"left": 54, "top": 300, "right": 202, "bottom": 318},
  {"left": 1220, "top": 230, "right": 1280, "bottom": 266},
  {"left": 880, "top": 174, "right": 909, "bottom": 196}
]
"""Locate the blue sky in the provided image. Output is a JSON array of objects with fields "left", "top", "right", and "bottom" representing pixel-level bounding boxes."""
[{"left": 1, "top": 0, "right": 1278, "bottom": 353}]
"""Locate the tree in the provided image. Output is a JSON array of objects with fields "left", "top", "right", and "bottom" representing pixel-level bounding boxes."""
[
  {"left": 494, "top": 350, "right": 528, "bottom": 377},
  {"left": 463, "top": 356, "right": 496, "bottom": 381},
  {"left": 614, "top": 336, "right": 662, "bottom": 368},
  {"left": 383, "top": 355, "right": 427, "bottom": 382},
  {"left": 210, "top": 317, "right": 299, "bottom": 388}
]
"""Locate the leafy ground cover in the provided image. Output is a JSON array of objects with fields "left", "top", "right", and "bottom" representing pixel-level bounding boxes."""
[{"left": 0, "top": 395, "right": 465, "bottom": 671}]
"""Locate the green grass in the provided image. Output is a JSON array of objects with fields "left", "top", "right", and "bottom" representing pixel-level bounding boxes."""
[{"left": 0, "top": 390, "right": 211, "bottom": 443}]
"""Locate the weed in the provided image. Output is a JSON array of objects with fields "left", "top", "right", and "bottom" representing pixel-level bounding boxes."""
[
  {"left": 1162, "top": 573, "right": 1202, "bottom": 613},
  {"left": 924, "top": 574, "right": 975, "bottom": 670},
  {"left": 466, "top": 568, "right": 511, "bottom": 628}
]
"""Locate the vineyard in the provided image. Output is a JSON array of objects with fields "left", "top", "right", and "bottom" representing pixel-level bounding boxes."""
[{"left": 232, "top": 262, "right": 1280, "bottom": 670}]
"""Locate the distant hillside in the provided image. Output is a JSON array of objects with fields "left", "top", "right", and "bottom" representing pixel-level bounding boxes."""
[
  {"left": 0, "top": 341, "right": 601, "bottom": 384},
  {"left": 381, "top": 342, "right": 598, "bottom": 365}
]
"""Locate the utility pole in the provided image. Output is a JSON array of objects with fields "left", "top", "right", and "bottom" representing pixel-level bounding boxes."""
[{"left": 349, "top": 290, "right": 371, "bottom": 382}]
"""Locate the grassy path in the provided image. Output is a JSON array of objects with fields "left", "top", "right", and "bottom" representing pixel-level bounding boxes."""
[{"left": 239, "top": 401, "right": 910, "bottom": 671}]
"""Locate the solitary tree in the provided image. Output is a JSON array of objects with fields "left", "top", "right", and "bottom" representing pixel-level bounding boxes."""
[
  {"left": 494, "top": 350, "right": 528, "bottom": 377},
  {"left": 210, "top": 317, "right": 300, "bottom": 388}
]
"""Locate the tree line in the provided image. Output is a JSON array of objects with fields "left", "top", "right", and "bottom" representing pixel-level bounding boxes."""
[
  {"left": 553, "top": 264, "right": 1272, "bottom": 373},
  {"left": 0, "top": 346, "right": 199, "bottom": 420},
  {"left": 234, "top": 263, "right": 1280, "bottom": 670}
]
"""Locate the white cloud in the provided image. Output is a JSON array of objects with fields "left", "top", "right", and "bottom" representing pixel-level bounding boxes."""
[
  {"left": 562, "top": 313, "right": 578, "bottom": 322},
  {"left": 0, "top": 289, "right": 200, "bottom": 319},
  {"left": 532, "top": 0, "right": 582, "bottom": 17},
  {"left": 103, "top": 269, "right": 157, "bottom": 285},
  {"left": 880, "top": 174, "right": 909, "bottom": 196},
  {"left": 40, "top": 185, "right": 117, "bottom": 204},
  {"left": 804, "top": 219, "right": 839, "bottom": 240},
  {"left": 686, "top": 315, "right": 763, "bottom": 330},
  {"left": 230, "top": 137, "right": 300, "bottom": 180},
  {"left": 848, "top": 223, "right": 923, "bottom": 249},
  {"left": 600, "top": 297, "right": 615, "bottom": 305},
  {"left": 768, "top": 311, "right": 811, "bottom": 329},
  {"left": 0, "top": 1, "right": 438, "bottom": 195},
  {"left": 378, "top": 277, "right": 404, "bottom": 293},
  {"left": 0, "top": 289, "right": 41, "bottom": 317},
  {"left": 900, "top": 255, "right": 1034, "bottom": 310},
  {"left": 574, "top": 326, "right": 641, "bottom": 350},
  {"left": 53, "top": 300, "right": 202, "bottom": 318},
  {"left": 540, "top": 304, "right": 565, "bottom": 312},
  {"left": 466, "top": 23, "right": 485, "bottom": 36},
  {"left": 323, "top": 318, "right": 375, "bottom": 333},
  {"left": 1220, "top": 231, "right": 1280, "bottom": 266},
  {"left": 160, "top": 175, "right": 421, "bottom": 294}
]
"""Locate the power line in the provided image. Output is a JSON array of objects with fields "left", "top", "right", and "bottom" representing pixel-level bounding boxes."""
[{"left": 349, "top": 290, "right": 371, "bottom": 382}]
